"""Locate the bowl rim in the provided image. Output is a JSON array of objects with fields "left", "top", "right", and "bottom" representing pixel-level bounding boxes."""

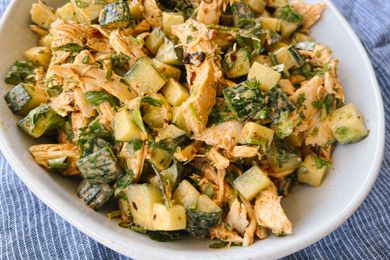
[{"left": 0, "top": 0, "right": 385, "bottom": 259}]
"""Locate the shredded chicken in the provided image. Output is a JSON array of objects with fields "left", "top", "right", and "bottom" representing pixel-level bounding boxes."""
[
  {"left": 29, "top": 143, "right": 80, "bottom": 175},
  {"left": 291, "top": 0, "right": 326, "bottom": 29},
  {"left": 50, "top": 91, "right": 74, "bottom": 117},
  {"left": 226, "top": 198, "right": 249, "bottom": 235},
  {"left": 210, "top": 223, "right": 244, "bottom": 244},
  {"left": 174, "top": 141, "right": 201, "bottom": 162},
  {"left": 230, "top": 146, "right": 261, "bottom": 160},
  {"left": 197, "top": 0, "right": 235, "bottom": 25},
  {"left": 240, "top": 196, "right": 257, "bottom": 247},
  {"left": 109, "top": 29, "right": 145, "bottom": 67},
  {"left": 141, "top": 0, "right": 162, "bottom": 27},
  {"left": 254, "top": 185, "right": 293, "bottom": 235},
  {"left": 207, "top": 147, "right": 230, "bottom": 169}
]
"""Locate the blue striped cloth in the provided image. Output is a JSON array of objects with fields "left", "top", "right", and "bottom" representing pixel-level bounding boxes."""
[{"left": 0, "top": 0, "right": 389, "bottom": 259}]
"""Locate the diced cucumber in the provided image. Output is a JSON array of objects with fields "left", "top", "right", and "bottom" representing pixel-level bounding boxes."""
[
  {"left": 143, "top": 106, "right": 165, "bottom": 129},
  {"left": 126, "top": 184, "right": 163, "bottom": 230},
  {"left": 284, "top": 132, "right": 304, "bottom": 147},
  {"left": 173, "top": 180, "right": 200, "bottom": 208},
  {"left": 18, "top": 104, "right": 64, "bottom": 138},
  {"left": 240, "top": 122, "right": 274, "bottom": 147},
  {"left": 114, "top": 109, "right": 142, "bottom": 142},
  {"left": 231, "top": 2, "right": 255, "bottom": 27},
  {"left": 77, "top": 180, "right": 113, "bottom": 210},
  {"left": 149, "top": 147, "right": 173, "bottom": 171},
  {"left": 267, "top": 0, "right": 288, "bottom": 9},
  {"left": 268, "top": 140, "right": 301, "bottom": 174},
  {"left": 157, "top": 124, "right": 186, "bottom": 142},
  {"left": 155, "top": 38, "right": 182, "bottom": 66},
  {"left": 330, "top": 103, "right": 369, "bottom": 144},
  {"left": 244, "top": 0, "right": 265, "bottom": 13},
  {"left": 39, "top": 34, "right": 53, "bottom": 48},
  {"left": 223, "top": 48, "right": 251, "bottom": 78},
  {"left": 24, "top": 47, "right": 51, "bottom": 69},
  {"left": 247, "top": 62, "right": 281, "bottom": 91},
  {"left": 273, "top": 5, "right": 303, "bottom": 25},
  {"left": 30, "top": 1, "right": 56, "bottom": 29},
  {"left": 262, "top": 17, "right": 281, "bottom": 31},
  {"left": 70, "top": 0, "right": 105, "bottom": 22},
  {"left": 145, "top": 28, "right": 165, "bottom": 55},
  {"left": 161, "top": 79, "right": 190, "bottom": 106},
  {"left": 77, "top": 146, "right": 120, "bottom": 183},
  {"left": 280, "top": 21, "right": 299, "bottom": 38},
  {"left": 4, "top": 83, "right": 47, "bottom": 116},
  {"left": 270, "top": 46, "right": 304, "bottom": 70},
  {"left": 125, "top": 57, "right": 167, "bottom": 95},
  {"left": 251, "top": 55, "right": 272, "bottom": 66},
  {"left": 293, "top": 33, "right": 314, "bottom": 43},
  {"left": 233, "top": 165, "right": 272, "bottom": 201},
  {"left": 187, "top": 194, "right": 222, "bottom": 238},
  {"left": 297, "top": 154, "right": 330, "bottom": 187},
  {"left": 99, "top": 1, "right": 132, "bottom": 29},
  {"left": 162, "top": 12, "right": 185, "bottom": 38},
  {"left": 272, "top": 64, "right": 290, "bottom": 78},
  {"left": 152, "top": 203, "right": 186, "bottom": 231},
  {"left": 171, "top": 107, "right": 189, "bottom": 134},
  {"left": 55, "top": 2, "right": 83, "bottom": 22},
  {"left": 152, "top": 59, "right": 181, "bottom": 81}
]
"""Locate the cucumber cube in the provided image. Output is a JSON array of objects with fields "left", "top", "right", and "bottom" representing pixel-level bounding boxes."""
[
  {"left": 114, "top": 109, "right": 142, "bottom": 142},
  {"left": 233, "top": 165, "right": 272, "bottom": 201},
  {"left": 152, "top": 203, "right": 186, "bottom": 231},
  {"left": 161, "top": 79, "right": 190, "bottom": 106},
  {"left": 298, "top": 155, "right": 330, "bottom": 187},
  {"left": 248, "top": 62, "right": 281, "bottom": 91}
]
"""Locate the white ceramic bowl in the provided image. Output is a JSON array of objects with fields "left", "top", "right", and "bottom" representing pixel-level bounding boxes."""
[{"left": 0, "top": 0, "right": 385, "bottom": 259}]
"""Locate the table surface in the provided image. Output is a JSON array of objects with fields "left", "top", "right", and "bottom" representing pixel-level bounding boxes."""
[{"left": 0, "top": 0, "right": 389, "bottom": 259}]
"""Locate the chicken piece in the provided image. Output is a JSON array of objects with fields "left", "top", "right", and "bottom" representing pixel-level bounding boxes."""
[
  {"left": 197, "top": 0, "right": 235, "bottom": 25},
  {"left": 194, "top": 121, "right": 242, "bottom": 152},
  {"left": 230, "top": 146, "right": 261, "bottom": 160},
  {"left": 174, "top": 141, "right": 201, "bottom": 162},
  {"left": 98, "top": 102, "right": 116, "bottom": 129},
  {"left": 141, "top": 0, "right": 162, "bottom": 27},
  {"left": 240, "top": 196, "right": 257, "bottom": 247},
  {"left": 73, "top": 88, "right": 96, "bottom": 118},
  {"left": 207, "top": 147, "right": 229, "bottom": 169},
  {"left": 254, "top": 185, "right": 293, "bottom": 235},
  {"left": 298, "top": 44, "right": 332, "bottom": 67},
  {"left": 225, "top": 198, "right": 249, "bottom": 235},
  {"left": 324, "top": 60, "right": 344, "bottom": 101},
  {"left": 30, "top": 25, "right": 48, "bottom": 37},
  {"left": 50, "top": 20, "right": 85, "bottom": 49},
  {"left": 305, "top": 114, "right": 334, "bottom": 147},
  {"left": 109, "top": 30, "right": 145, "bottom": 67},
  {"left": 210, "top": 223, "right": 244, "bottom": 244},
  {"left": 71, "top": 112, "right": 89, "bottom": 141},
  {"left": 64, "top": 63, "right": 137, "bottom": 103},
  {"left": 279, "top": 79, "right": 295, "bottom": 96},
  {"left": 50, "top": 91, "right": 75, "bottom": 117},
  {"left": 30, "top": 143, "right": 80, "bottom": 175},
  {"left": 290, "top": 76, "right": 325, "bottom": 133},
  {"left": 122, "top": 20, "right": 151, "bottom": 36},
  {"left": 118, "top": 142, "right": 147, "bottom": 183},
  {"left": 291, "top": 1, "right": 326, "bottom": 29},
  {"left": 173, "top": 20, "right": 223, "bottom": 134},
  {"left": 85, "top": 26, "right": 112, "bottom": 53},
  {"left": 255, "top": 226, "right": 269, "bottom": 240}
]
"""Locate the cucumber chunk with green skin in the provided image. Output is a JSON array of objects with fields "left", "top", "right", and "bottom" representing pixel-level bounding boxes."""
[
  {"left": 240, "top": 122, "right": 274, "bottom": 148},
  {"left": 262, "top": 17, "right": 281, "bottom": 32},
  {"left": 18, "top": 104, "right": 65, "bottom": 138},
  {"left": 100, "top": 1, "right": 132, "bottom": 29},
  {"left": 248, "top": 62, "right": 281, "bottom": 91},
  {"left": 231, "top": 2, "right": 255, "bottom": 28},
  {"left": 162, "top": 12, "right": 185, "bottom": 38},
  {"left": 223, "top": 48, "right": 251, "bottom": 78},
  {"left": 125, "top": 57, "right": 167, "bottom": 95},
  {"left": 270, "top": 46, "right": 304, "bottom": 70},
  {"left": 47, "top": 156, "right": 70, "bottom": 169},
  {"left": 173, "top": 180, "right": 201, "bottom": 208},
  {"left": 155, "top": 38, "right": 183, "bottom": 66},
  {"left": 244, "top": 0, "right": 265, "bottom": 13},
  {"left": 268, "top": 140, "right": 302, "bottom": 174},
  {"left": 233, "top": 165, "right": 272, "bottom": 201},
  {"left": 77, "top": 179, "right": 114, "bottom": 210},
  {"left": 126, "top": 184, "right": 163, "bottom": 230},
  {"left": 77, "top": 146, "right": 121, "bottom": 183},
  {"left": 186, "top": 195, "right": 222, "bottom": 239},
  {"left": 223, "top": 80, "right": 265, "bottom": 121},
  {"left": 145, "top": 28, "right": 165, "bottom": 55},
  {"left": 329, "top": 103, "right": 369, "bottom": 144},
  {"left": 114, "top": 109, "right": 142, "bottom": 142},
  {"left": 151, "top": 59, "right": 182, "bottom": 82},
  {"left": 297, "top": 154, "right": 330, "bottom": 187},
  {"left": 161, "top": 79, "right": 190, "bottom": 106},
  {"left": 70, "top": 0, "right": 104, "bottom": 22},
  {"left": 4, "top": 83, "right": 47, "bottom": 116},
  {"left": 152, "top": 203, "right": 186, "bottom": 231},
  {"left": 5, "top": 60, "right": 35, "bottom": 85},
  {"left": 149, "top": 146, "right": 173, "bottom": 171}
]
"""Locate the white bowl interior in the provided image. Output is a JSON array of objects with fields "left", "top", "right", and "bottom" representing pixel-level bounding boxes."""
[{"left": 0, "top": 0, "right": 384, "bottom": 259}]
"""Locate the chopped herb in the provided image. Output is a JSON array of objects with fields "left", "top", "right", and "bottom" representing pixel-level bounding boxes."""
[
  {"left": 141, "top": 96, "right": 163, "bottom": 107},
  {"left": 47, "top": 156, "right": 70, "bottom": 169},
  {"left": 84, "top": 91, "right": 120, "bottom": 107},
  {"left": 82, "top": 56, "right": 89, "bottom": 64},
  {"left": 57, "top": 44, "right": 85, "bottom": 52},
  {"left": 313, "top": 156, "right": 330, "bottom": 169},
  {"left": 204, "top": 182, "right": 214, "bottom": 198}
]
